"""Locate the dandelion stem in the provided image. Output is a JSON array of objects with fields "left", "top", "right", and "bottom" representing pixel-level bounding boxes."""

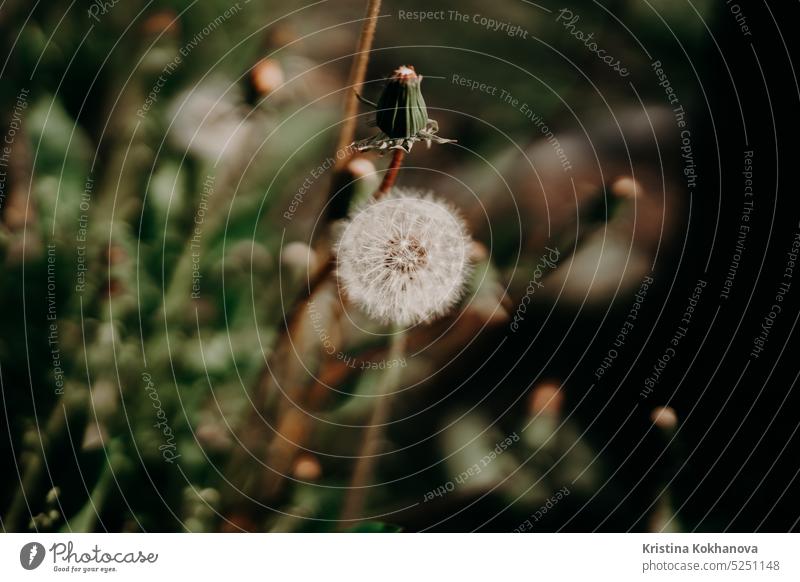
[
  {"left": 324, "top": 0, "right": 382, "bottom": 222},
  {"left": 286, "top": 146, "right": 405, "bottom": 333},
  {"left": 376, "top": 149, "right": 405, "bottom": 199},
  {"left": 268, "top": 0, "right": 386, "bottom": 343},
  {"left": 278, "top": 257, "right": 333, "bottom": 334},
  {"left": 339, "top": 330, "right": 406, "bottom": 528},
  {"left": 227, "top": 1, "right": 385, "bottom": 514},
  {"left": 333, "top": 0, "right": 382, "bottom": 171}
]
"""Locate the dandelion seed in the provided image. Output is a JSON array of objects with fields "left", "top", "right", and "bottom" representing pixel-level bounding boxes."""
[{"left": 336, "top": 189, "right": 471, "bottom": 326}]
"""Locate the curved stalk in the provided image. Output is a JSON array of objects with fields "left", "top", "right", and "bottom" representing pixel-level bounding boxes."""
[{"left": 338, "top": 330, "right": 406, "bottom": 527}]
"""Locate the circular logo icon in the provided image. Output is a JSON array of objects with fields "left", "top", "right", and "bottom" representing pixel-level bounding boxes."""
[{"left": 20, "top": 542, "right": 46, "bottom": 570}]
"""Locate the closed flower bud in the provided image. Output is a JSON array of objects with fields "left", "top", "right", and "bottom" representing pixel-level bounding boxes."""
[
  {"left": 346, "top": 156, "right": 377, "bottom": 180},
  {"left": 650, "top": 406, "right": 678, "bottom": 430},
  {"left": 292, "top": 453, "right": 322, "bottom": 481},
  {"left": 251, "top": 58, "right": 285, "bottom": 96},
  {"left": 354, "top": 65, "right": 453, "bottom": 152},
  {"left": 336, "top": 189, "right": 472, "bottom": 326},
  {"left": 376, "top": 66, "right": 428, "bottom": 138},
  {"left": 610, "top": 176, "right": 643, "bottom": 199}
]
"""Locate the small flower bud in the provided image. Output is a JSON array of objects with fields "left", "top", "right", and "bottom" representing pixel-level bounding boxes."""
[
  {"left": 529, "top": 381, "right": 564, "bottom": 417},
  {"left": 650, "top": 406, "right": 678, "bottom": 430},
  {"left": 141, "top": 10, "right": 180, "bottom": 37},
  {"left": 251, "top": 58, "right": 285, "bottom": 96},
  {"left": 346, "top": 157, "right": 376, "bottom": 180},
  {"left": 610, "top": 176, "right": 643, "bottom": 199},
  {"left": 355, "top": 65, "right": 453, "bottom": 152},
  {"left": 376, "top": 66, "right": 429, "bottom": 138},
  {"left": 292, "top": 454, "right": 322, "bottom": 481}
]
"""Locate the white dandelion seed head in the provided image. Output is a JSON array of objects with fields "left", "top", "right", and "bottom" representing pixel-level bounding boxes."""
[{"left": 335, "top": 188, "right": 472, "bottom": 326}]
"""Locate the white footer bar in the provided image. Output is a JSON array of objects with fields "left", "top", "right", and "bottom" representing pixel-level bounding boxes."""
[{"left": 1, "top": 533, "right": 797, "bottom": 581}]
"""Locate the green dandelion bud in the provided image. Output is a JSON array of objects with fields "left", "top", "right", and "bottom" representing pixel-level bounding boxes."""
[
  {"left": 354, "top": 65, "right": 454, "bottom": 153},
  {"left": 375, "top": 66, "right": 429, "bottom": 138}
]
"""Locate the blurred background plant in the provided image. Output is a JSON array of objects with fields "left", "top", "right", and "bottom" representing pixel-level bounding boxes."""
[{"left": 2, "top": 0, "right": 798, "bottom": 533}]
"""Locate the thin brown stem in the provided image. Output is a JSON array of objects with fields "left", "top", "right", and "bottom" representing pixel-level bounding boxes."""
[
  {"left": 278, "top": 255, "right": 334, "bottom": 334},
  {"left": 338, "top": 331, "right": 406, "bottom": 528},
  {"left": 227, "top": 0, "right": 387, "bottom": 518},
  {"left": 282, "top": 146, "right": 405, "bottom": 332},
  {"left": 278, "top": 0, "right": 386, "bottom": 331},
  {"left": 333, "top": 0, "right": 382, "bottom": 173},
  {"left": 375, "top": 149, "right": 405, "bottom": 199}
]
